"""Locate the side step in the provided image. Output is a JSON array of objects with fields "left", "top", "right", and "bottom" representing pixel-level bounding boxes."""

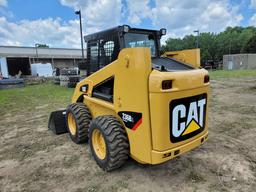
[{"left": 48, "top": 109, "right": 68, "bottom": 135}]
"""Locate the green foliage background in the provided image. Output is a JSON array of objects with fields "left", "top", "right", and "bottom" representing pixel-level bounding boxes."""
[{"left": 162, "top": 26, "right": 256, "bottom": 63}]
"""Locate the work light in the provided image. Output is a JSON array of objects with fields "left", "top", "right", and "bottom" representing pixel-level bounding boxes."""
[
  {"left": 160, "top": 28, "right": 167, "bottom": 35},
  {"left": 123, "top": 25, "right": 130, "bottom": 33}
]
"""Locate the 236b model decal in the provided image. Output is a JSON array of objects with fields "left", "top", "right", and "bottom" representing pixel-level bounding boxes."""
[
  {"left": 170, "top": 94, "right": 207, "bottom": 143},
  {"left": 118, "top": 111, "right": 142, "bottom": 131}
]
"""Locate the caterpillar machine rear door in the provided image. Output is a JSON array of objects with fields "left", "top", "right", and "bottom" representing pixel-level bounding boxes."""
[{"left": 49, "top": 25, "right": 209, "bottom": 171}]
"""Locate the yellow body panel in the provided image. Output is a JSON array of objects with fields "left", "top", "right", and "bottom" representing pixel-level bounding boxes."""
[
  {"left": 149, "top": 69, "right": 209, "bottom": 151},
  {"left": 72, "top": 47, "right": 209, "bottom": 164},
  {"left": 151, "top": 132, "right": 208, "bottom": 164},
  {"left": 163, "top": 48, "right": 200, "bottom": 68},
  {"left": 73, "top": 48, "right": 153, "bottom": 163}
]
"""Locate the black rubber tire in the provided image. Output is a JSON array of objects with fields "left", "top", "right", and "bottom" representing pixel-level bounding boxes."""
[
  {"left": 66, "top": 103, "right": 92, "bottom": 144},
  {"left": 89, "top": 116, "right": 129, "bottom": 171}
]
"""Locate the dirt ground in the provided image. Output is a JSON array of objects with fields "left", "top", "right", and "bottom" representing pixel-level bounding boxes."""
[{"left": 0, "top": 78, "right": 256, "bottom": 192}]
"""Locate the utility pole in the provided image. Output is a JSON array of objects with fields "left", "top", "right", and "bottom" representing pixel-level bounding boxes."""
[
  {"left": 35, "top": 43, "right": 39, "bottom": 62},
  {"left": 75, "top": 10, "right": 85, "bottom": 63},
  {"left": 194, "top": 30, "right": 199, "bottom": 48},
  {"left": 229, "top": 39, "right": 232, "bottom": 55}
]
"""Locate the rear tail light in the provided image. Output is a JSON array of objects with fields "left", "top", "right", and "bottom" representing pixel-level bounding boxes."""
[
  {"left": 162, "top": 80, "right": 172, "bottom": 90},
  {"left": 204, "top": 75, "right": 210, "bottom": 83}
]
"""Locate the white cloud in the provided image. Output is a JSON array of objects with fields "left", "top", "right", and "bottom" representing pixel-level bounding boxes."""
[
  {"left": 0, "top": 0, "right": 7, "bottom": 7},
  {"left": 0, "top": 0, "right": 13, "bottom": 18},
  {"left": 250, "top": 14, "right": 256, "bottom": 26},
  {"left": 0, "top": 0, "right": 246, "bottom": 47},
  {"left": 0, "top": 0, "right": 124, "bottom": 48},
  {"left": 152, "top": 0, "right": 243, "bottom": 38},
  {"left": 251, "top": 0, "right": 256, "bottom": 9},
  {"left": 0, "top": 17, "right": 81, "bottom": 48},
  {"left": 126, "top": 0, "right": 152, "bottom": 25},
  {"left": 60, "top": 0, "right": 122, "bottom": 34}
]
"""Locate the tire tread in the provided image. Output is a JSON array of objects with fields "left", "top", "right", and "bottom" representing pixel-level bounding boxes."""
[
  {"left": 66, "top": 103, "right": 92, "bottom": 144},
  {"left": 89, "top": 115, "right": 129, "bottom": 171}
]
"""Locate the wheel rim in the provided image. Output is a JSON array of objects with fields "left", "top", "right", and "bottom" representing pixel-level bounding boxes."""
[
  {"left": 68, "top": 113, "right": 76, "bottom": 135},
  {"left": 92, "top": 129, "right": 106, "bottom": 160}
]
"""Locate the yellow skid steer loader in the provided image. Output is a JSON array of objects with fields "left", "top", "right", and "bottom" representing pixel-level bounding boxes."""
[{"left": 48, "top": 25, "right": 209, "bottom": 171}]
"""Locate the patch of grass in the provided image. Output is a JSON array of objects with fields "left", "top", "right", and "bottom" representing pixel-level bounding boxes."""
[
  {"left": 0, "top": 84, "right": 73, "bottom": 115},
  {"left": 103, "top": 180, "right": 129, "bottom": 192},
  {"left": 0, "top": 134, "right": 67, "bottom": 161},
  {"left": 209, "top": 183, "right": 229, "bottom": 192},
  {"left": 116, "top": 180, "right": 128, "bottom": 188},
  {"left": 209, "top": 69, "right": 256, "bottom": 78},
  {"left": 188, "top": 171, "right": 206, "bottom": 183},
  {"left": 76, "top": 185, "right": 100, "bottom": 192},
  {"left": 63, "top": 155, "right": 80, "bottom": 168}
]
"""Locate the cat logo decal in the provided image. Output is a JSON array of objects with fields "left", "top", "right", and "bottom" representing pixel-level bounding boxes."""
[{"left": 170, "top": 94, "right": 207, "bottom": 143}]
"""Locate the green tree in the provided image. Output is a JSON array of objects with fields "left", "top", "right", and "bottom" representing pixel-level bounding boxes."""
[
  {"left": 163, "top": 26, "right": 256, "bottom": 64},
  {"left": 199, "top": 33, "right": 217, "bottom": 61},
  {"left": 241, "top": 35, "right": 256, "bottom": 53},
  {"left": 36, "top": 44, "right": 49, "bottom": 48}
]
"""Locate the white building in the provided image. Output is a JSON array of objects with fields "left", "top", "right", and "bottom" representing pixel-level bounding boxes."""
[
  {"left": 223, "top": 54, "right": 256, "bottom": 70},
  {"left": 0, "top": 46, "right": 86, "bottom": 77}
]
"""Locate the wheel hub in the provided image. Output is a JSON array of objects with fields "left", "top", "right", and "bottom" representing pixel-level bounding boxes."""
[
  {"left": 92, "top": 129, "right": 106, "bottom": 160},
  {"left": 68, "top": 113, "right": 77, "bottom": 135}
]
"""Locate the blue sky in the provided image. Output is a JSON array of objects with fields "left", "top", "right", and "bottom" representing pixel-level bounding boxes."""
[
  {"left": 0, "top": 0, "right": 256, "bottom": 48},
  {"left": 4, "top": 0, "right": 157, "bottom": 29},
  {"left": 6, "top": 0, "right": 75, "bottom": 21},
  {"left": 5, "top": 0, "right": 255, "bottom": 28}
]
